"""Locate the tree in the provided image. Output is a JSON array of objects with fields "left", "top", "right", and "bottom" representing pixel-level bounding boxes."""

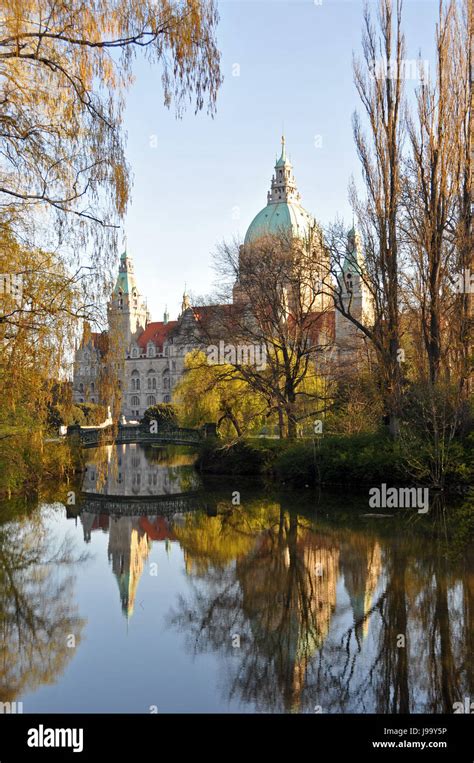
[
  {"left": 0, "top": 0, "right": 222, "bottom": 279},
  {"left": 188, "top": 228, "right": 334, "bottom": 439},
  {"left": 141, "top": 402, "right": 178, "bottom": 429},
  {"left": 173, "top": 350, "right": 268, "bottom": 438},
  {"left": 327, "top": 0, "right": 405, "bottom": 438},
  {"left": 402, "top": 0, "right": 470, "bottom": 386}
]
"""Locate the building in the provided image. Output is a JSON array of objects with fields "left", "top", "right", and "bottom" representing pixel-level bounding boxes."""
[{"left": 72, "top": 137, "right": 373, "bottom": 419}]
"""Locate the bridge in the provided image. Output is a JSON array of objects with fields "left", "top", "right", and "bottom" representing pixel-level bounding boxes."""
[
  {"left": 79, "top": 489, "right": 208, "bottom": 517},
  {"left": 67, "top": 422, "right": 214, "bottom": 448}
]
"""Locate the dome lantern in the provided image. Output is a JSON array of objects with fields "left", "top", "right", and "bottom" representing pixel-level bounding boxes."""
[{"left": 244, "top": 136, "right": 314, "bottom": 245}]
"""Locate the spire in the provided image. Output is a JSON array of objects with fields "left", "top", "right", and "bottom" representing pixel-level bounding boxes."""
[
  {"left": 269, "top": 135, "right": 300, "bottom": 205},
  {"left": 343, "top": 225, "right": 364, "bottom": 274},
  {"left": 163, "top": 305, "right": 169, "bottom": 324},
  {"left": 280, "top": 134, "right": 286, "bottom": 163},
  {"left": 180, "top": 284, "right": 191, "bottom": 315}
]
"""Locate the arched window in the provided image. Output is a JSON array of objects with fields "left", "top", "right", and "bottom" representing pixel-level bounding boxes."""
[
  {"left": 118, "top": 290, "right": 123, "bottom": 309},
  {"left": 147, "top": 342, "right": 155, "bottom": 358},
  {"left": 131, "top": 369, "right": 140, "bottom": 391},
  {"left": 162, "top": 369, "right": 170, "bottom": 389},
  {"left": 79, "top": 383, "right": 84, "bottom": 392},
  {"left": 90, "top": 382, "right": 94, "bottom": 392},
  {"left": 131, "top": 395, "right": 140, "bottom": 407},
  {"left": 146, "top": 395, "right": 156, "bottom": 407}
]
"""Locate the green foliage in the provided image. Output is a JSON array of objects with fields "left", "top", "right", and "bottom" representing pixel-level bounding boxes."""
[
  {"left": 197, "top": 438, "right": 285, "bottom": 475},
  {"left": 397, "top": 382, "right": 474, "bottom": 488},
  {"left": 74, "top": 403, "right": 107, "bottom": 426},
  {"left": 174, "top": 350, "right": 267, "bottom": 437},
  {"left": 141, "top": 403, "right": 178, "bottom": 429},
  {"left": 0, "top": 433, "right": 80, "bottom": 499},
  {"left": 273, "top": 433, "right": 404, "bottom": 486}
]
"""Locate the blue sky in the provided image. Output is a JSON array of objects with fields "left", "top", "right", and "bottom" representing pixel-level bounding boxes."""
[{"left": 122, "top": 0, "right": 440, "bottom": 321}]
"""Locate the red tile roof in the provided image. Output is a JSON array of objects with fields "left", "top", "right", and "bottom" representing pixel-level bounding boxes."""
[{"left": 137, "top": 321, "right": 178, "bottom": 352}]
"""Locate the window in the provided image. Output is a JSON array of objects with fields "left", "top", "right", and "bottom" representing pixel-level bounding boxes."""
[
  {"left": 131, "top": 395, "right": 140, "bottom": 407},
  {"left": 90, "top": 382, "right": 94, "bottom": 392},
  {"left": 147, "top": 395, "right": 156, "bottom": 406},
  {"left": 79, "top": 383, "right": 84, "bottom": 392},
  {"left": 132, "top": 347, "right": 138, "bottom": 358},
  {"left": 164, "top": 395, "right": 170, "bottom": 403}
]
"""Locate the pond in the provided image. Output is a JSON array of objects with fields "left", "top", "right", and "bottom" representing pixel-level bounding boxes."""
[{"left": 1, "top": 443, "right": 472, "bottom": 714}]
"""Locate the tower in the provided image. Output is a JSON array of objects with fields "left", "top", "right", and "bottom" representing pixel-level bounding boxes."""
[
  {"left": 335, "top": 226, "right": 374, "bottom": 353},
  {"left": 235, "top": 136, "right": 331, "bottom": 312},
  {"left": 244, "top": 136, "right": 313, "bottom": 246},
  {"left": 107, "top": 250, "right": 148, "bottom": 350},
  {"left": 180, "top": 286, "right": 191, "bottom": 316}
]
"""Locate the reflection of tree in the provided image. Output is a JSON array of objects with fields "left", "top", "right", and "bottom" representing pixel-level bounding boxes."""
[
  {"left": 0, "top": 509, "right": 86, "bottom": 702},
  {"left": 170, "top": 504, "right": 340, "bottom": 712},
  {"left": 169, "top": 498, "right": 473, "bottom": 713}
]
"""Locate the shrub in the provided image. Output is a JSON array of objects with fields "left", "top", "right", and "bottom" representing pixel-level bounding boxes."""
[{"left": 141, "top": 403, "right": 178, "bottom": 429}]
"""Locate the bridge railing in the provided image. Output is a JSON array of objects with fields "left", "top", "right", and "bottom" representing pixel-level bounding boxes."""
[{"left": 67, "top": 422, "right": 204, "bottom": 446}]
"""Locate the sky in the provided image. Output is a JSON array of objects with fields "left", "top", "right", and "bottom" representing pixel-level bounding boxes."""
[{"left": 121, "top": 0, "right": 441, "bottom": 322}]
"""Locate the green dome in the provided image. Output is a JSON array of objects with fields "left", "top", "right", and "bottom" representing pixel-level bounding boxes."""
[{"left": 244, "top": 201, "right": 314, "bottom": 245}]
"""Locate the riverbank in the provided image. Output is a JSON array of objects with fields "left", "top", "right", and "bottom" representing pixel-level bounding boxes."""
[
  {"left": 0, "top": 429, "right": 83, "bottom": 500},
  {"left": 196, "top": 431, "right": 474, "bottom": 488}
]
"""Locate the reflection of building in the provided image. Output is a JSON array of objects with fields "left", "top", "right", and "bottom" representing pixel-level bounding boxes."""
[
  {"left": 82, "top": 443, "right": 200, "bottom": 498},
  {"left": 80, "top": 510, "right": 177, "bottom": 617},
  {"left": 237, "top": 520, "right": 340, "bottom": 712},
  {"left": 108, "top": 517, "right": 150, "bottom": 617},
  {"left": 340, "top": 537, "right": 382, "bottom": 641}
]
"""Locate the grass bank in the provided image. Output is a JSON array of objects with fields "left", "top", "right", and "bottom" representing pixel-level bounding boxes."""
[{"left": 196, "top": 431, "right": 473, "bottom": 488}]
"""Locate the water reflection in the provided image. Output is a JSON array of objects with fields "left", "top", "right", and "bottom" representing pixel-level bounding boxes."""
[
  {"left": 0, "top": 443, "right": 472, "bottom": 713},
  {"left": 81, "top": 513, "right": 177, "bottom": 616},
  {"left": 82, "top": 442, "right": 201, "bottom": 498},
  {"left": 0, "top": 504, "right": 85, "bottom": 704},
  {"left": 169, "top": 503, "right": 473, "bottom": 713}
]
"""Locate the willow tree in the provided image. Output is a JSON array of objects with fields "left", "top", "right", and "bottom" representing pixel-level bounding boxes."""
[{"left": 0, "top": 0, "right": 222, "bottom": 282}]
